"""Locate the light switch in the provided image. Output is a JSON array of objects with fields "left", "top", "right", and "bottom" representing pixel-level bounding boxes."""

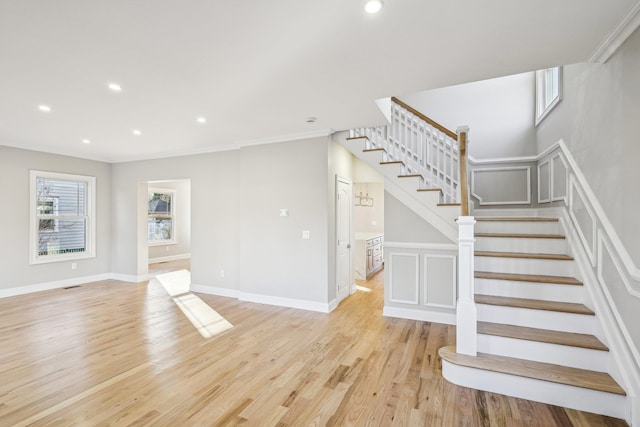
[{"left": 302, "top": 230, "right": 310, "bottom": 240}]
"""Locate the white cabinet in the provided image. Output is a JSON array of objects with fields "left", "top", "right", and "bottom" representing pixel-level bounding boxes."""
[{"left": 354, "top": 233, "right": 384, "bottom": 280}]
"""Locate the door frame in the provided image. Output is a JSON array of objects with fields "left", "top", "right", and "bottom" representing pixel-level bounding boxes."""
[{"left": 335, "top": 175, "right": 353, "bottom": 304}]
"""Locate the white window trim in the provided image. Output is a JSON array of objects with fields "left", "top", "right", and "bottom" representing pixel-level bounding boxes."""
[
  {"left": 29, "top": 170, "right": 96, "bottom": 265},
  {"left": 535, "top": 67, "right": 563, "bottom": 126},
  {"left": 148, "top": 188, "right": 177, "bottom": 246}
]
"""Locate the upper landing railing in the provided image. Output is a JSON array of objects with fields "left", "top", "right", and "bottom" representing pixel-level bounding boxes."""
[{"left": 349, "top": 97, "right": 469, "bottom": 214}]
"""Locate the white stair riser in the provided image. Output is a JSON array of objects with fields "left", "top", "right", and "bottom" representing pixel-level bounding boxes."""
[
  {"left": 478, "top": 334, "right": 610, "bottom": 371},
  {"left": 358, "top": 150, "right": 386, "bottom": 165},
  {"left": 475, "top": 279, "right": 584, "bottom": 304},
  {"left": 475, "top": 236, "right": 567, "bottom": 254},
  {"left": 475, "top": 256, "right": 575, "bottom": 277},
  {"left": 416, "top": 191, "right": 442, "bottom": 206},
  {"left": 442, "top": 362, "right": 626, "bottom": 420},
  {"left": 475, "top": 221, "right": 560, "bottom": 235},
  {"left": 477, "top": 304, "right": 595, "bottom": 335},
  {"left": 438, "top": 205, "right": 462, "bottom": 223},
  {"left": 395, "top": 176, "right": 423, "bottom": 195}
]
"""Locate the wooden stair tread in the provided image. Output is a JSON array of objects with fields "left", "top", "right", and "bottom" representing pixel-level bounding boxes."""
[
  {"left": 475, "top": 251, "right": 573, "bottom": 261},
  {"left": 474, "top": 294, "right": 594, "bottom": 315},
  {"left": 477, "top": 321, "right": 608, "bottom": 351},
  {"left": 438, "top": 203, "right": 461, "bottom": 206},
  {"left": 439, "top": 346, "right": 626, "bottom": 395},
  {"left": 475, "top": 232, "right": 566, "bottom": 239},
  {"left": 475, "top": 271, "right": 582, "bottom": 286},
  {"left": 475, "top": 217, "right": 559, "bottom": 222},
  {"left": 362, "top": 148, "right": 385, "bottom": 152},
  {"left": 398, "top": 174, "right": 422, "bottom": 178},
  {"left": 417, "top": 188, "right": 442, "bottom": 193},
  {"left": 346, "top": 136, "right": 368, "bottom": 140},
  {"left": 380, "top": 160, "right": 404, "bottom": 165}
]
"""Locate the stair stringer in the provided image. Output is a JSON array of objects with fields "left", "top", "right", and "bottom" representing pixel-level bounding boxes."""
[
  {"left": 333, "top": 130, "right": 459, "bottom": 242},
  {"left": 557, "top": 206, "right": 640, "bottom": 424}
]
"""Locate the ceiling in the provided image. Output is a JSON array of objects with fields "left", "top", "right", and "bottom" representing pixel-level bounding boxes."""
[{"left": 0, "top": 0, "right": 636, "bottom": 162}]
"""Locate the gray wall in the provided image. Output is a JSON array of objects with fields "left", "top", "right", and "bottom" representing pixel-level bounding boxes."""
[
  {"left": 536, "top": 27, "right": 640, "bottom": 263},
  {"left": 148, "top": 179, "right": 191, "bottom": 261},
  {"left": 384, "top": 192, "right": 451, "bottom": 243},
  {"left": 0, "top": 146, "right": 112, "bottom": 289},
  {"left": 400, "top": 72, "right": 537, "bottom": 158},
  {"left": 111, "top": 150, "right": 239, "bottom": 288},
  {"left": 239, "top": 137, "right": 330, "bottom": 304}
]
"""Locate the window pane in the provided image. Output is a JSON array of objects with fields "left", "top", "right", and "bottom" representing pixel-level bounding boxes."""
[
  {"left": 148, "top": 192, "right": 172, "bottom": 215},
  {"left": 148, "top": 218, "right": 172, "bottom": 241},
  {"left": 36, "top": 178, "right": 86, "bottom": 216},
  {"left": 38, "top": 219, "right": 86, "bottom": 256}
]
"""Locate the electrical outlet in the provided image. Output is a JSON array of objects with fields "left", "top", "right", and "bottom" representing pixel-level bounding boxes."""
[
  {"left": 302, "top": 230, "right": 310, "bottom": 240},
  {"left": 71, "top": 263, "right": 77, "bottom": 270},
  {"left": 220, "top": 269, "right": 225, "bottom": 278}
]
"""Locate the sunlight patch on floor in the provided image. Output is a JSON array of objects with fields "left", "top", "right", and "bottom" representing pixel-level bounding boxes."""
[
  {"left": 156, "top": 270, "right": 233, "bottom": 338},
  {"left": 355, "top": 285, "right": 372, "bottom": 293}
]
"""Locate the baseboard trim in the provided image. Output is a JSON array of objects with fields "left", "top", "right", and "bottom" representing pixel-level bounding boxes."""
[
  {"left": 383, "top": 305, "right": 456, "bottom": 325},
  {"left": 239, "top": 292, "right": 332, "bottom": 313},
  {"left": 328, "top": 298, "right": 338, "bottom": 312},
  {"left": 0, "top": 273, "right": 112, "bottom": 299},
  {"left": 190, "top": 284, "right": 240, "bottom": 299},
  {"left": 149, "top": 253, "right": 191, "bottom": 264},
  {"left": 110, "top": 273, "right": 149, "bottom": 283}
]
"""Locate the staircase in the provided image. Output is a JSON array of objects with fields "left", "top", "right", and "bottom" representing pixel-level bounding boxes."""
[{"left": 439, "top": 215, "right": 628, "bottom": 419}]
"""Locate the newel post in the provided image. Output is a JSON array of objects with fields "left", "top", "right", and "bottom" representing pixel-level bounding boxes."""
[{"left": 457, "top": 216, "right": 476, "bottom": 355}]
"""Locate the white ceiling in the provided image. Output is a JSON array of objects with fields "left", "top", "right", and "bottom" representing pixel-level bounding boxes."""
[{"left": 0, "top": 0, "right": 636, "bottom": 162}]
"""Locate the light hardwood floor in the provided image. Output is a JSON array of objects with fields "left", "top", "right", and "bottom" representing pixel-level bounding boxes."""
[{"left": 0, "top": 263, "right": 628, "bottom": 426}]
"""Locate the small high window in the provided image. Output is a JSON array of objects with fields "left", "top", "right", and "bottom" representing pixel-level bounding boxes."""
[
  {"left": 30, "top": 171, "right": 96, "bottom": 264},
  {"left": 535, "top": 67, "right": 562, "bottom": 126},
  {"left": 148, "top": 188, "right": 176, "bottom": 245}
]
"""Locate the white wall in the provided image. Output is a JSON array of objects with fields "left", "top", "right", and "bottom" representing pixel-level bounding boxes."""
[
  {"left": 354, "top": 182, "right": 384, "bottom": 233},
  {"left": 148, "top": 179, "right": 191, "bottom": 262},
  {"left": 0, "top": 146, "right": 112, "bottom": 290},
  {"left": 400, "top": 72, "right": 537, "bottom": 158},
  {"left": 536, "top": 27, "right": 640, "bottom": 264}
]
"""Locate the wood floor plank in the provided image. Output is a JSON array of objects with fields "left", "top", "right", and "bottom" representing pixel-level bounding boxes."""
[
  {"left": 475, "top": 251, "right": 574, "bottom": 261},
  {"left": 477, "top": 321, "right": 609, "bottom": 351},
  {"left": 475, "top": 232, "right": 566, "bottom": 239},
  {"left": 0, "top": 260, "right": 626, "bottom": 426},
  {"left": 475, "top": 294, "right": 595, "bottom": 315},
  {"left": 439, "top": 346, "right": 626, "bottom": 395},
  {"left": 475, "top": 270, "right": 583, "bottom": 286}
]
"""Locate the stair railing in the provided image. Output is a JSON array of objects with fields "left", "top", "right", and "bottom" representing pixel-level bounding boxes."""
[
  {"left": 349, "top": 97, "right": 475, "bottom": 355},
  {"left": 349, "top": 97, "right": 470, "bottom": 209}
]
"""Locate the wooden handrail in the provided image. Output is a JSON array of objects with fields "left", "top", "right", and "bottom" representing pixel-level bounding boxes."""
[
  {"left": 391, "top": 96, "right": 458, "bottom": 140},
  {"left": 458, "top": 128, "right": 470, "bottom": 216}
]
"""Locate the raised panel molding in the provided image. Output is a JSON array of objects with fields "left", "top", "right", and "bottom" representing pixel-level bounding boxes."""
[
  {"left": 471, "top": 166, "right": 531, "bottom": 205},
  {"left": 538, "top": 160, "right": 551, "bottom": 204},
  {"left": 569, "top": 175, "right": 597, "bottom": 266},
  {"left": 423, "top": 254, "right": 457, "bottom": 308},
  {"left": 389, "top": 252, "right": 419, "bottom": 305},
  {"left": 551, "top": 153, "right": 568, "bottom": 203}
]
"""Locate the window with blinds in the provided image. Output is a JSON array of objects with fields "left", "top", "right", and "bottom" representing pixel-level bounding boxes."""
[{"left": 30, "top": 171, "right": 96, "bottom": 264}]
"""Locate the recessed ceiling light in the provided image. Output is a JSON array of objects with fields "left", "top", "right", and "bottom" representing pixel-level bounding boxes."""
[
  {"left": 196, "top": 117, "right": 207, "bottom": 124},
  {"left": 305, "top": 117, "right": 317, "bottom": 123},
  {"left": 108, "top": 83, "right": 122, "bottom": 92},
  {"left": 38, "top": 105, "right": 51, "bottom": 112},
  {"left": 133, "top": 129, "right": 142, "bottom": 136},
  {"left": 82, "top": 139, "right": 91, "bottom": 144},
  {"left": 364, "top": 0, "right": 383, "bottom": 13}
]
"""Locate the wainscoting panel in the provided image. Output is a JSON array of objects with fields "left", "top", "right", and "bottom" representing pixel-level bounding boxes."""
[
  {"left": 389, "top": 252, "right": 419, "bottom": 304},
  {"left": 569, "top": 175, "right": 597, "bottom": 266},
  {"left": 471, "top": 166, "right": 531, "bottom": 205},
  {"left": 423, "top": 254, "right": 457, "bottom": 308},
  {"left": 551, "top": 153, "right": 568, "bottom": 202},
  {"left": 538, "top": 160, "right": 551, "bottom": 204}
]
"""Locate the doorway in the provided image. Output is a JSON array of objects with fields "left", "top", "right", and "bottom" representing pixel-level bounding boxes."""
[{"left": 336, "top": 176, "right": 352, "bottom": 304}]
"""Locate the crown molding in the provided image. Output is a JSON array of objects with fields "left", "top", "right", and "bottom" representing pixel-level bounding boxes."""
[{"left": 589, "top": 0, "right": 640, "bottom": 63}]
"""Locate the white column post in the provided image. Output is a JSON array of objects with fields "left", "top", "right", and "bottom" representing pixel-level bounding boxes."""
[{"left": 457, "top": 216, "right": 477, "bottom": 356}]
